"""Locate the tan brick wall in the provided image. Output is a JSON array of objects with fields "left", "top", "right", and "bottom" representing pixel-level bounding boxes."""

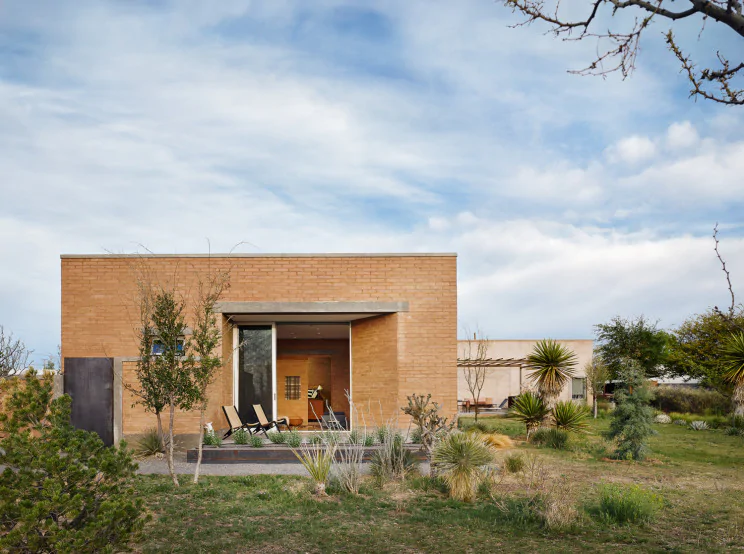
[{"left": 61, "top": 255, "right": 457, "bottom": 434}]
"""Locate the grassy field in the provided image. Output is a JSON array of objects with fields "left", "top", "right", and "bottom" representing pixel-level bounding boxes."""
[{"left": 134, "top": 417, "right": 744, "bottom": 553}]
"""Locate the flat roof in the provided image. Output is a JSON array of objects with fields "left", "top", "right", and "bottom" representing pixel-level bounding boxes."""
[{"left": 61, "top": 252, "right": 457, "bottom": 259}]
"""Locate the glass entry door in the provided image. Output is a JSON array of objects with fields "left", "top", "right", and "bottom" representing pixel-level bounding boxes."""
[{"left": 236, "top": 325, "right": 275, "bottom": 423}]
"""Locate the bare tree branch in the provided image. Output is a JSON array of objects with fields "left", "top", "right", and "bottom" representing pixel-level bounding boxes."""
[
  {"left": 503, "top": 0, "right": 744, "bottom": 105},
  {"left": 0, "top": 326, "right": 32, "bottom": 377},
  {"left": 712, "top": 223, "right": 737, "bottom": 318}
]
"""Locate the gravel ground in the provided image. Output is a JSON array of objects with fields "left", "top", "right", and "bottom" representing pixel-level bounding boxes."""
[{"left": 135, "top": 453, "right": 311, "bottom": 476}]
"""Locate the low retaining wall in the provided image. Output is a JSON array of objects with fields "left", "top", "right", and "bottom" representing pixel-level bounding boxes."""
[{"left": 186, "top": 444, "right": 427, "bottom": 464}]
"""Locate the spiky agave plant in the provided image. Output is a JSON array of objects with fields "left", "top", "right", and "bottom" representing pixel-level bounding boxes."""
[
  {"left": 509, "top": 391, "right": 549, "bottom": 438},
  {"left": 722, "top": 332, "right": 744, "bottom": 416},
  {"left": 552, "top": 401, "right": 590, "bottom": 432},
  {"left": 431, "top": 432, "right": 494, "bottom": 502},
  {"left": 526, "top": 339, "right": 578, "bottom": 407}
]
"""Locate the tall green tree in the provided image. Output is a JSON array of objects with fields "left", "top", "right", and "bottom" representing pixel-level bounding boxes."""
[
  {"left": 525, "top": 339, "right": 578, "bottom": 407},
  {"left": 605, "top": 360, "right": 656, "bottom": 461},
  {"left": 666, "top": 308, "right": 744, "bottom": 391},
  {"left": 594, "top": 316, "right": 669, "bottom": 379}
]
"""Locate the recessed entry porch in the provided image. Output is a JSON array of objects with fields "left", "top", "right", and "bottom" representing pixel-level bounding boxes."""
[{"left": 216, "top": 301, "right": 409, "bottom": 433}]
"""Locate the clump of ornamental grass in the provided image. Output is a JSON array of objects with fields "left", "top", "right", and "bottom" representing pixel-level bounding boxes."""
[
  {"left": 594, "top": 483, "right": 664, "bottom": 525},
  {"left": 135, "top": 427, "right": 164, "bottom": 457},
  {"left": 432, "top": 431, "right": 494, "bottom": 502},
  {"left": 503, "top": 452, "right": 525, "bottom": 474}
]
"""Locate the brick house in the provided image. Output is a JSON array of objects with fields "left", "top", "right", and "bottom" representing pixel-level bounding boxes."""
[{"left": 60, "top": 253, "right": 457, "bottom": 444}]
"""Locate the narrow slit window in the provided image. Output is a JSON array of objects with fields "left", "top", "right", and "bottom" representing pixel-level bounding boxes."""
[{"left": 285, "top": 376, "right": 301, "bottom": 400}]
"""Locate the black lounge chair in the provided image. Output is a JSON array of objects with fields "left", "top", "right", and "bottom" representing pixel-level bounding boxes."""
[
  {"left": 252, "top": 404, "right": 290, "bottom": 435},
  {"left": 221, "top": 405, "right": 261, "bottom": 439}
]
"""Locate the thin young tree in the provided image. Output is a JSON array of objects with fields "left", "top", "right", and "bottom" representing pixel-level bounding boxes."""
[
  {"left": 187, "top": 270, "right": 230, "bottom": 484},
  {"left": 150, "top": 289, "right": 195, "bottom": 487},
  {"left": 460, "top": 332, "right": 491, "bottom": 422},
  {"left": 585, "top": 356, "right": 609, "bottom": 419}
]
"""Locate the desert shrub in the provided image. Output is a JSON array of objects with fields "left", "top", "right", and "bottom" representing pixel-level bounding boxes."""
[
  {"left": 493, "top": 495, "right": 543, "bottom": 525},
  {"left": 689, "top": 420, "right": 709, "bottom": 431},
  {"left": 348, "top": 429, "right": 363, "bottom": 444},
  {"left": 460, "top": 420, "right": 489, "bottom": 433},
  {"left": 268, "top": 431, "right": 287, "bottom": 444},
  {"left": 541, "top": 475, "right": 579, "bottom": 531},
  {"left": 248, "top": 435, "right": 264, "bottom": 448},
  {"left": 650, "top": 385, "right": 731, "bottom": 415},
  {"left": 203, "top": 431, "right": 222, "bottom": 447},
  {"left": 309, "top": 434, "right": 323, "bottom": 445},
  {"left": 292, "top": 442, "right": 336, "bottom": 495},
  {"left": 673, "top": 419, "right": 687, "bottom": 426},
  {"left": 667, "top": 412, "right": 728, "bottom": 428},
  {"left": 481, "top": 433, "right": 513, "bottom": 449},
  {"left": 606, "top": 362, "right": 655, "bottom": 460},
  {"left": 509, "top": 391, "right": 549, "bottom": 438},
  {"left": 285, "top": 431, "right": 302, "bottom": 448},
  {"left": 364, "top": 434, "right": 375, "bottom": 447},
  {"left": 135, "top": 427, "right": 164, "bottom": 456},
  {"left": 0, "top": 372, "right": 146, "bottom": 552},
  {"left": 504, "top": 452, "right": 525, "bottom": 473},
  {"left": 552, "top": 401, "right": 590, "bottom": 432},
  {"left": 530, "top": 427, "right": 569, "bottom": 450},
  {"left": 594, "top": 483, "right": 664, "bottom": 525},
  {"left": 369, "top": 432, "right": 416, "bottom": 486},
  {"left": 410, "top": 427, "right": 423, "bottom": 444},
  {"left": 724, "top": 426, "right": 744, "bottom": 436},
  {"left": 232, "top": 429, "right": 250, "bottom": 445},
  {"left": 432, "top": 431, "right": 494, "bottom": 502},
  {"left": 653, "top": 414, "right": 672, "bottom": 424},
  {"left": 321, "top": 430, "right": 342, "bottom": 446}
]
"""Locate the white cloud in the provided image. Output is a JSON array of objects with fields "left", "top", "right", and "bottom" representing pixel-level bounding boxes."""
[
  {"left": 605, "top": 135, "right": 657, "bottom": 165},
  {"left": 666, "top": 121, "right": 699, "bottom": 150}
]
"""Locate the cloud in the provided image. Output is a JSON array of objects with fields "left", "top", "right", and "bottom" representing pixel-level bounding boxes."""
[{"left": 0, "top": 1, "right": 741, "bottom": 362}]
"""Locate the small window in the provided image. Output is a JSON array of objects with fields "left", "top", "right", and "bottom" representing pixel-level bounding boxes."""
[
  {"left": 285, "top": 376, "right": 301, "bottom": 400},
  {"left": 152, "top": 338, "right": 185, "bottom": 356},
  {"left": 572, "top": 377, "right": 586, "bottom": 400}
]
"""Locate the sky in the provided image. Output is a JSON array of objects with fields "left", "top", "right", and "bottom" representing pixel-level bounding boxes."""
[{"left": 0, "top": 0, "right": 742, "bottom": 365}]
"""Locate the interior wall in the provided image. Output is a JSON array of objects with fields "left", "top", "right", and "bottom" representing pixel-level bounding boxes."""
[
  {"left": 276, "top": 339, "right": 350, "bottom": 419},
  {"left": 276, "top": 357, "right": 310, "bottom": 421}
]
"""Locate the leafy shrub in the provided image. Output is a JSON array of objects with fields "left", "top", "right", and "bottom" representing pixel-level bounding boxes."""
[
  {"left": 0, "top": 372, "right": 146, "bottom": 552},
  {"left": 594, "top": 483, "right": 664, "bottom": 525},
  {"left": 232, "top": 429, "right": 250, "bottom": 445},
  {"left": 552, "top": 401, "right": 590, "bottom": 432},
  {"left": 135, "top": 427, "right": 164, "bottom": 456},
  {"left": 249, "top": 435, "right": 264, "bottom": 448},
  {"left": 509, "top": 391, "right": 549, "bottom": 438},
  {"left": 481, "top": 433, "right": 513, "bottom": 449},
  {"left": 689, "top": 420, "right": 709, "bottom": 431},
  {"left": 650, "top": 386, "right": 731, "bottom": 415},
  {"left": 268, "top": 431, "right": 287, "bottom": 444},
  {"left": 530, "top": 427, "right": 569, "bottom": 450},
  {"left": 653, "top": 414, "right": 672, "bottom": 424},
  {"left": 504, "top": 452, "right": 525, "bottom": 473},
  {"left": 203, "top": 431, "right": 222, "bottom": 447},
  {"left": 432, "top": 431, "right": 494, "bottom": 502},
  {"left": 364, "top": 435, "right": 375, "bottom": 447},
  {"left": 285, "top": 431, "right": 302, "bottom": 448}
]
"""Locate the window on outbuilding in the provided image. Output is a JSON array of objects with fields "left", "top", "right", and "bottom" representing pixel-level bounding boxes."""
[{"left": 572, "top": 377, "right": 586, "bottom": 400}]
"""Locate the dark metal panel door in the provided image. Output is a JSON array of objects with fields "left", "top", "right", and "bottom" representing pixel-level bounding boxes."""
[{"left": 63, "top": 357, "right": 114, "bottom": 446}]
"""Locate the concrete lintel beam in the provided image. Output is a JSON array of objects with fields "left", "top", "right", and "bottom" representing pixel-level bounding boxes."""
[{"left": 213, "top": 301, "right": 409, "bottom": 314}]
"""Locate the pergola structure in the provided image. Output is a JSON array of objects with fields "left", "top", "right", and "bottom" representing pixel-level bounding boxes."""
[{"left": 456, "top": 357, "right": 529, "bottom": 368}]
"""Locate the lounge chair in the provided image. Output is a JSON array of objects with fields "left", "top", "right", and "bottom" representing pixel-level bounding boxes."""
[
  {"left": 221, "top": 405, "right": 261, "bottom": 439},
  {"left": 497, "top": 398, "right": 508, "bottom": 410},
  {"left": 252, "top": 404, "right": 291, "bottom": 435}
]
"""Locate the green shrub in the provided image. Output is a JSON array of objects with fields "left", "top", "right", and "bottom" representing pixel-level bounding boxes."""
[
  {"left": 667, "top": 413, "right": 728, "bottom": 428},
  {"left": 364, "top": 434, "right": 375, "bottom": 447},
  {"left": 509, "top": 391, "right": 549, "bottom": 438},
  {"left": 650, "top": 386, "right": 730, "bottom": 415},
  {"left": 673, "top": 419, "right": 687, "bottom": 426},
  {"left": 268, "top": 431, "right": 287, "bottom": 444},
  {"left": 135, "top": 427, "right": 164, "bottom": 456},
  {"left": 504, "top": 453, "right": 525, "bottom": 473},
  {"left": 724, "top": 426, "right": 744, "bottom": 436},
  {"left": 285, "top": 431, "right": 302, "bottom": 448},
  {"left": 309, "top": 434, "right": 323, "bottom": 445},
  {"left": 410, "top": 427, "right": 423, "bottom": 444},
  {"left": 530, "top": 427, "right": 569, "bottom": 449},
  {"left": 730, "top": 415, "right": 744, "bottom": 428},
  {"left": 249, "top": 435, "right": 264, "bottom": 448},
  {"left": 552, "top": 401, "right": 590, "bottom": 432},
  {"left": 232, "top": 429, "right": 249, "bottom": 445},
  {"left": 594, "top": 483, "right": 664, "bottom": 525},
  {"left": 0, "top": 372, "right": 146, "bottom": 552},
  {"left": 431, "top": 431, "right": 494, "bottom": 502},
  {"left": 292, "top": 443, "right": 336, "bottom": 495},
  {"left": 203, "top": 431, "right": 222, "bottom": 447}
]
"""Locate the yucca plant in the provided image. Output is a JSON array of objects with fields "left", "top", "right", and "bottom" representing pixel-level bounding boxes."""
[
  {"left": 689, "top": 420, "right": 709, "bottom": 431},
  {"left": 552, "top": 401, "right": 590, "bottom": 432},
  {"left": 526, "top": 339, "right": 578, "bottom": 407},
  {"left": 431, "top": 431, "right": 494, "bottom": 502},
  {"left": 292, "top": 441, "right": 337, "bottom": 495},
  {"left": 722, "top": 332, "right": 744, "bottom": 416},
  {"left": 509, "top": 391, "right": 549, "bottom": 438}
]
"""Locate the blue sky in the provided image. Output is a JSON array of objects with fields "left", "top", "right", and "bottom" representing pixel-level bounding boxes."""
[{"left": 0, "top": 0, "right": 742, "bottom": 365}]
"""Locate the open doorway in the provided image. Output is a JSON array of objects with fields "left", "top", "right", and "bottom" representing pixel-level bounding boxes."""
[{"left": 275, "top": 323, "right": 350, "bottom": 430}]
